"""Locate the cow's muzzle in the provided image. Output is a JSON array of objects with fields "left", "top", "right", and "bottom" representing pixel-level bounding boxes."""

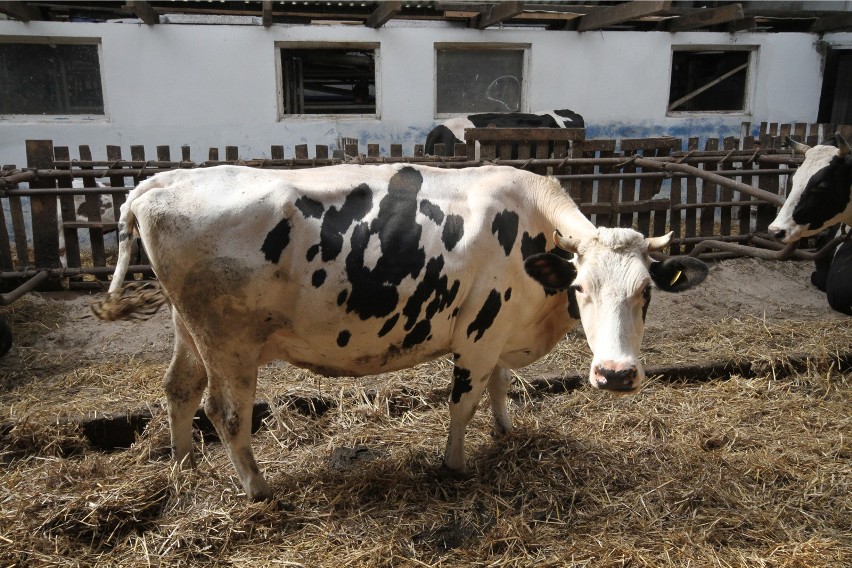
[{"left": 593, "top": 363, "right": 639, "bottom": 392}]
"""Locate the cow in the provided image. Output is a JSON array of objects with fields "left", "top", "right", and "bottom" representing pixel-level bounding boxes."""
[
  {"left": 92, "top": 164, "right": 707, "bottom": 501},
  {"left": 768, "top": 133, "right": 852, "bottom": 315},
  {"left": 424, "top": 109, "right": 585, "bottom": 157},
  {"left": 809, "top": 224, "right": 852, "bottom": 315}
]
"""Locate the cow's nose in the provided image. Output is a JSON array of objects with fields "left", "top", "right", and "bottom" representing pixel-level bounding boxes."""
[
  {"left": 768, "top": 227, "right": 786, "bottom": 240},
  {"left": 594, "top": 364, "right": 638, "bottom": 391}
]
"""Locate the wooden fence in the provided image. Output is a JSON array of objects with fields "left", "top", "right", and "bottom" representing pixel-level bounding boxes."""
[{"left": 0, "top": 121, "right": 848, "bottom": 293}]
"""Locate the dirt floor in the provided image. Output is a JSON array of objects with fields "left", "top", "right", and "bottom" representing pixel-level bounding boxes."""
[{"left": 0, "top": 257, "right": 849, "bottom": 567}]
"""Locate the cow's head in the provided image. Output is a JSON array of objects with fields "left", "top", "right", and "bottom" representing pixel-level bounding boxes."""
[
  {"left": 524, "top": 228, "right": 707, "bottom": 393},
  {"left": 768, "top": 133, "right": 852, "bottom": 243}
]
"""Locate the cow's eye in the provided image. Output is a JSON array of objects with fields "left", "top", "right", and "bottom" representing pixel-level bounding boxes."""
[{"left": 571, "top": 284, "right": 584, "bottom": 294}]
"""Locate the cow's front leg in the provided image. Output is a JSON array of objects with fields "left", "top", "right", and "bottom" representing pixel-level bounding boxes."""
[
  {"left": 443, "top": 354, "right": 495, "bottom": 476},
  {"left": 204, "top": 355, "right": 271, "bottom": 501}
]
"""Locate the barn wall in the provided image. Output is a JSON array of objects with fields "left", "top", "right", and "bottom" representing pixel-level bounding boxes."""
[{"left": 0, "top": 19, "right": 850, "bottom": 167}]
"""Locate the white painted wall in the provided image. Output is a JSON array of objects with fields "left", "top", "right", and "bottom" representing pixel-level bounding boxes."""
[{"left": 0, "top": 18, "right": 850, "bottom": 168}]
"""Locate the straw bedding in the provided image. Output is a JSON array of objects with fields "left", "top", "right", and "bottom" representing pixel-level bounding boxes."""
[{"left": 0, "top": 258, "right": 849, "bottom": 567}]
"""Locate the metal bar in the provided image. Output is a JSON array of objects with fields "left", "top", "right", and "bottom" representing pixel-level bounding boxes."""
[
  {"left": 0, "top": 270, "right": 49, "bottom": 306},
  {"left": 0, "top": 265, "right": 154, "bottom": 280}
]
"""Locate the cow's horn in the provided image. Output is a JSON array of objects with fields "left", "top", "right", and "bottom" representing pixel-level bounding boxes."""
[
  {"left": 646, "top": 232, "right": 673, "bottom": 252},
  {"left": 785, "top": 136, "right": 811, "bottom": 155},
  {"left": 836, "top": 132, "right": 849, "bottom": 157},
  {"left": 553, "top": 230, "right": 580, "bottom": 253}
]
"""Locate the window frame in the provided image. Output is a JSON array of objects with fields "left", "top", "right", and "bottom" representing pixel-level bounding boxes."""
[
  {"left": 666, "top": 45, "right": 758, "bottom": 117},
  {"left": 0, "top": 36, "right": 108, "bottom": 122},
  {"left": 433, "top": 42, "right": 530, "bottom": 119},
  {"left": 275, "top": 41, "right": 381, "bottom": 120}
]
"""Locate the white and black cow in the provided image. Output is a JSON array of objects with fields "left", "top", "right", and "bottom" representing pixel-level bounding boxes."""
[
  {"left": 424, "top": 109, "right": 585, "bottom": 156},
  {"left": 768, "top": 133, "right": 852, "bottom": 315},
  {"left": 93, "top": 164, "right": 706, "bottom": 500}
]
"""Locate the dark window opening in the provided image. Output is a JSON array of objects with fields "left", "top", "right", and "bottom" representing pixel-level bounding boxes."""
[
  {"left": 0, "top": 42, "right": 104, "bottom": 115},
  {"left": 818, "top": 49, "right": 852, "bottom": 125},
  {"left": 668, "top": 50, "right": 749, "bottom": 113},
  {"left": 280, "top": 48, "right": 376, "bottom": 115},
  {"left": 436, "top": 49, "right": 524, "bottom": 114}
]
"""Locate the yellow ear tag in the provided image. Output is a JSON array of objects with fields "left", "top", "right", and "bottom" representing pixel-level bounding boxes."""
[{"left": 670, "top": 270, "right": 683, "bottom": 286}]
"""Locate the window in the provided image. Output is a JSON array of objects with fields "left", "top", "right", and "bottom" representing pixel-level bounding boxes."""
[
  {"left": 0, "top": 41, "right": 104, "bottom": 116},
  {"left": 280, "top": 46, "right": 376, "bottom": 116},
  {"left": 436, "top": 47, "right": 525, "bottom": 115},
  {"left": 668, "top": 48, "right": 752, "bottom": 114}
]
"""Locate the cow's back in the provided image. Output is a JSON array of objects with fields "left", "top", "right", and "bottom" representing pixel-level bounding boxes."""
[{"left": 130, "top": 164, "right": 574, "bottom": 375}]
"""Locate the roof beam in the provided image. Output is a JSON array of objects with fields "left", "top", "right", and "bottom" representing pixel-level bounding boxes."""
[
  {"left": 576, "top": 0, "right": 671, "bottom": 32},
  {"left": 262, "top": 0, "right": 273, "bottom": 27},
  {"left": 810, "top": 12, "right": 852, "bottom": 33},
  {"left": 471, "top": 1, "right": 525, "bottom": 30},
  {"left": 365, "top": 0, "right": 401, "bottom": 28},
  {"left": 0, "top": 1, "right": 42, "bottom": 22},
  {"left": 668, "top": 3, "right": 744, "bottom": 32},
  {"left": 124, "top": 1, "right": 158, "bottom": 25}
]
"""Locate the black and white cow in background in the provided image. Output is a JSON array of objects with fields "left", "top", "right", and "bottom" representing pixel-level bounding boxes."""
[
  {"left": 768, "top": 133, "right": 852, "bottom": 315},
  {"left": 424, "top": 109, "right": 585, "bottom": 156},
  {"left": 93, "top": 163, "right": 707, "bottom": 500}
]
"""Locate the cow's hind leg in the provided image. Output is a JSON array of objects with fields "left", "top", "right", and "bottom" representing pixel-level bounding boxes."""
[
  {"left": 164, "top": 312, "right": 207, "bottom": 467},
  {"left": 487, "top": 366, "right": 513, "bottom": 436},
  {"left": 443, "top": 354, "right": 496, "bottom": 476},
  {"left": 203, "top": 351, "right": 271, "bottom": 501}
]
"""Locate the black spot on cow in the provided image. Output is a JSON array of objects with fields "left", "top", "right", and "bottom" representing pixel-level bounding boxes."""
[
  {"left": 378, "top": 313, "right": 399, "bottom": 337},
  {"left": 337, "top": 289, "right": 348, "bottom": 306},
  {"left": 442, "top": 214, "right": 465, "bottom": 251},
  {"left": 792, "top": 155, "right": 852, "bottom": 230},
  {"left": 403, "top": 320, "right": 431, "bottom": 349},
  {"left": 319, "top": 184, "right": 373, "bottom": 262},
  {"left": 466, "top": 289, "right": 502, "bottom": 342},
  {"left": 492, "top": 210, "right": 519, "bottom": 256},
  {"left": 450, "top": 366, "right": 473, "bottom": 404},
  {"left": 312, "top": 269, "right": 326, "bottom": 288},
  {"left": 568, "top": 287, "right": 580, "bottom": 320},
  {"left": 344, "top": 168, "right": 428, "bottom": 320},
  {"left": 401, "top": 255, "right": 460, "bottom": 333},
  {"left": 306, "top": 243, "right": 320, "bottom": 262},
  {"left": 521, "top": 232, "right": 548, "bottom": 259},
  {"left": 504, "top": 288, "right": 512, "bottom": 302},
  {"left": 337, "top": 330, "right": 351, "bottom": 347},
  {"left": 419, "top": 200, "right": 445, "bottom": 225},
  {"left": 295, "top": 196, "right": 325, "bottom": 219},
  {"left": 642, "top": 286, "right": 652, "bottom": 322},
  {"left": 261, "top": 218, "right": 291, "bottom": 264}
]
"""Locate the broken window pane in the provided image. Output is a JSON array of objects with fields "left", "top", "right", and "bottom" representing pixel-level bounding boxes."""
[
  {"left": 280, "top": 47, "right": 376, "bottom": 115},
  {"left": 436, "top": 49, "right": 524, "bottom": 114},
  {"left": 668, "top": 49, "right": 750, "bottom": 113},
  {"left": 0, "top": 42, "right": 104, "bottom": 115}
]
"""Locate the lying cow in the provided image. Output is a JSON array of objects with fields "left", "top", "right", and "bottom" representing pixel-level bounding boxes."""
[
  {"left": 809, "top": 224, "right": 852, "bottom": 315},
  {"left": 768, "top": 133, "right": 852, "bottom": 315},
  {"left": 93, "top": 164, "right": 706, "bottom": 500},
  {"left": 424, "top": 109, "right": 585, "bottom": 157}
]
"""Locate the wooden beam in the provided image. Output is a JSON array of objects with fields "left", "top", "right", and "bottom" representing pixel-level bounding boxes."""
[
  {"left": 810, "top": 12, "right": 852, "bottom": 33},
  {"left": 576, "top": 0, "right": 671, "bottom": 32},
  {"left": 262, "top": 0, "right": 273, "bottom": 27},
  {"left": 125, "top": 1, "right": 158, "bottom": 25},
  {"left": 668, "top": 4, "right": 744, "bottom": 32},
  {"left": 365, "top": 1, "right": 401, "bottom": 28},
  {"left": 471, "top": 1, "right": 524, "bottom": 30},
  {"left": 0, "top": 1, "right": 42, "bottom": 22}
]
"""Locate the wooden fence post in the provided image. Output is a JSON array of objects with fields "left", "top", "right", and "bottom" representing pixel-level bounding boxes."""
[{"left": 26, "top": 140, "right": 60, "bottom": 269}]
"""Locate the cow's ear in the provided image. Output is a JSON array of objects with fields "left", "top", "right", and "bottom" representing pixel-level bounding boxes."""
[
  {"left": 524, "top": 253, "right": 577, "bottom": 290},
  {"left": 649, "top": 256, "right": 708, "bottom": 292}
]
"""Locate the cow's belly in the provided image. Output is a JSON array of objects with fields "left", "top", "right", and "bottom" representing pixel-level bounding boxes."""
[{"left": 257, "top": 318, "right": 454, "bottom": 377}]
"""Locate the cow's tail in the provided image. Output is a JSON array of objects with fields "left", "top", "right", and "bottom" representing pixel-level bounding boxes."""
[{"left": 91, "top": 176, "right": 169, "bottom": 321}]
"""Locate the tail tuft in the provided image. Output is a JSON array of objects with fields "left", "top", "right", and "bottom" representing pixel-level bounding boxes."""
[{"left": 91, "top": 281, "right": 168, "bottom": 321}]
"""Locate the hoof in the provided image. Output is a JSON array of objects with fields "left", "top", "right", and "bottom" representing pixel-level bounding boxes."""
[{"left": 440, "top": 462, "right": 474, "bottom": 481}]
